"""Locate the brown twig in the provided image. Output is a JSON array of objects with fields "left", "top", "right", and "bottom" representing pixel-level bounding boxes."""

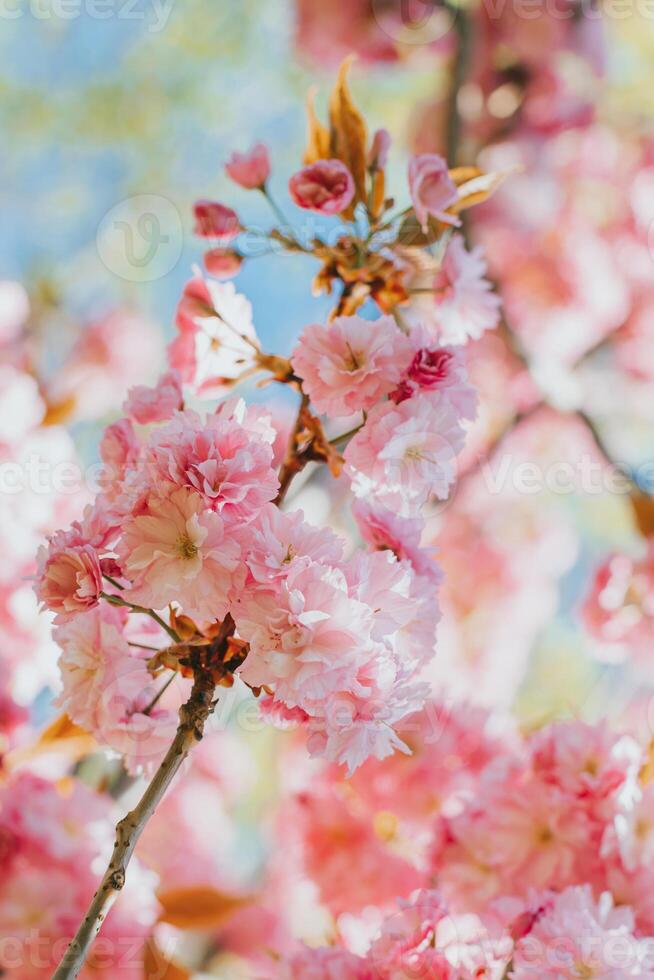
[{"left": 52, "top": 667, "right": 217, "bottom": 980}]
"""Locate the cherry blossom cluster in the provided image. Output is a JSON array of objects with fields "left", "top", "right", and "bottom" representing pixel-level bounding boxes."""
[
  {"left": 269, "top": 713, "right": 654, "bottom": 978},
  {"left": 35, "top": 68, "right": 502, "bottom": 784},
  {"left": 0, "top": 771, "right": 156, "bottom": 979}
]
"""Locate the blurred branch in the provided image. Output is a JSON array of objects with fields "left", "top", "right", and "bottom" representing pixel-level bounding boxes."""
[{"left": 445, "top": 3, "right": 472, "bottom": 163}]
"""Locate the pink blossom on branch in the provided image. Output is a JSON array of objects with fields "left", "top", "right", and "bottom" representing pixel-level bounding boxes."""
[
  {"left": 36, "top": 539, "right": 103, "bottom": 623},
  {"left": 117, "top": 484, "right": 244, "bottom": 624},
  {"left": 123, "top": 369, "right": 183, "bottom": 425},
  {"left": 408, "top": 153, "right": 461, "bottom": 230},
  {"left": 193, "top": 200, "right": 242, "bottom": 240},
  {"left": 344, "top": 391, "right": 466, "bottom": 515},
  {"left": 291, "top": 314, "right": 413, "bottom": 417},
  {"left": 225, "top": 142, "right": 271, "bottom": 189}
]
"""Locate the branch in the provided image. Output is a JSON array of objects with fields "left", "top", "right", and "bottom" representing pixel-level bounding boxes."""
[
  {"left": 52, "top": 668, "right": 217, "bottom": 980},
  {"left": 54, "top": 391, "right": 312, "bottom": 978},
  {"left": 445, "top": 3, "right": 472, "bottom": 164}
]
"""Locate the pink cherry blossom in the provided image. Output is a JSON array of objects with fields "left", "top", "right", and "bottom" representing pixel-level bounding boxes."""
[
  {"left": 170, "top": 271, "right": 260, "bottom": 392},
  {"left": 408, "top": 154, "right": 460, "bottom": 230},
  {"left": 344, "top": 392, "right": 465, "bottom": 515},
  {"left": 244, "top": 502, "right": 344, "bottom": 585},
  {"left": 352, "top": 500, "right": 441, "bottom": 584},
  {"left": 36, "top": 539, "right": 103, "bottom": 622},
  {"left": 289, "top": 159, "right": 355, "bottom": 215},
  {"left": 54, "top": 603, "right": 131, "bottom": 730},
  {"left": 431, "top": 234, "right": 502, "bottom": 344},
  {"left": 117, "top": 484, "right": 243, "bottom": 624},
  {"left": 234, "top": 560, "right": 375, "bottom": 708},
  {"left": 123, "top": 369, "right": 183, "bottom": 425},
  {"left": 391, "top": 329, "right": 478, "bottom": 420},
  {"left": 512, "top": 886, "right": 649, "bottom": 978},
  {"left": 225, "top": 142, "right": 271, "bottom": 189},
  {"left": 292, "top": 314, "right": 413, "bottom": 417},
  {"left": 368, "top": 889, "right": 454, "bottom": 979},
  {"left": 138, "top": 402, "right": 278, "bottom": 523},
  {"left": 193, "top": 200, "right": 242, "bottom": 240},
  {"left": 287, "top": 787, "right": 421, "bottom": 917}
]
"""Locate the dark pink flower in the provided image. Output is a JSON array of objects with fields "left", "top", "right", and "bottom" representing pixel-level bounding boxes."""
[
  {"left": 288, "top": 159, "right": 355, "bottom": 215},
  {"left": 225, "top": 142, "right": 271, "bottom": 189},
  {"left": 193, "top": 200, "right": 242, "bottom": 241}
]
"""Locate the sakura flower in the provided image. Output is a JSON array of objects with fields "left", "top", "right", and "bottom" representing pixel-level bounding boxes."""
[
  {"left": 289, "top": 159, "right": 355, "bottom": 215},
  {"left": 408, "top": 153, "right": 460, "bottom": 230},
  {"left": 512, "top": 886, "right": 650, "bottom": 978},
  {"left": 368, "top": 889, "right": 454, "bottom": 979},
  {"left": 193, "top": 199, "right": 242, "bottom": 240},
  {"left": 245, "top": 502, "right": 344, "bottom": 585},
  {"left": 139, "top": 403, "right": 278, "bottom": 523},
  {"left": 94, "top": 659, "right": 179, "bottom": 774},
  {"left": 430, "top": 234, "right": 502, "bottom": 344},
  {"left": 170, "top": 271, "right": 260, "bottom": 391},
  {"left": 54, "top": 603, "right": 131, "bottom": 730},
  {"left": 529, "top": 720, "right": 640, "bottom": 804},
  {"left": 287, "top": 786, "right": 421, "bottom": 917},
  {"left": 225, "top": 142, "right": 271, "bottom": 189},
  {"left": 291, "top": 314, "right": 413, "bottom": 417},
  {"left": 234, "top": 560, "right": 374, "bottom": 708},
  {"left": 352, "top": 500, "right": 441, "bottom": 583},
  {"left": 344, "top": 392, "right": 465, "bottom": 515},
  {"left": 123, "top": 369, "right": 183, "bottom": 425},
  {"left": 36, "top": 539, "right": 103, "bottom": 623},
  {"left": 391, "top": 329, "right": 478, "bottom": 420},
  {"left": 117, "top": 484, "right": 243, "bottom": 624}
]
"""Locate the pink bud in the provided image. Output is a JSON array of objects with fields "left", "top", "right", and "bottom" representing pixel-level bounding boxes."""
[
  {"left": 225, "top": 142, "right": 271, "bottom": 189},
  {"left": 408, "top": 154, "right": 460, "bottom": 230},
  {"left": 369, "top": 128, "right": 391, "bottom": 170},
  {"left": 193, "top": 200, "right": 242, "bottom": 241},
  {"left": 203, "top": 247, "right": 243, "bottom": 279}
]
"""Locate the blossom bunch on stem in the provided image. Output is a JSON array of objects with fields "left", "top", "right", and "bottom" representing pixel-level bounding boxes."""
[{"left": 39, "top": 59, "right": 507, "bottom": 979}]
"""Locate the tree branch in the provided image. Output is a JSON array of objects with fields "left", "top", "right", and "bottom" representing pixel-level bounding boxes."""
[
  {"left": 52, "top": 668, "right": 217, "bottom": 980},
  {"left": 445, "top": 3, "right": 472, "bottom": 164}
]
